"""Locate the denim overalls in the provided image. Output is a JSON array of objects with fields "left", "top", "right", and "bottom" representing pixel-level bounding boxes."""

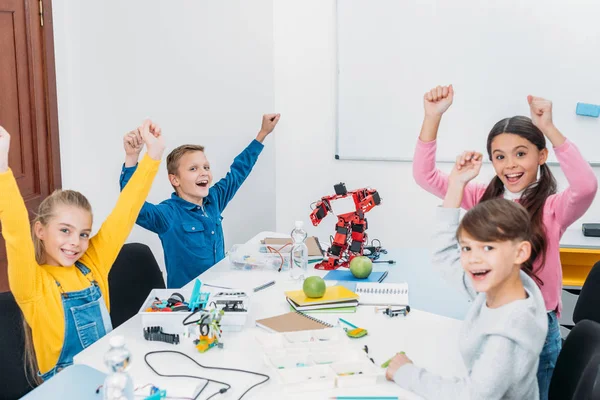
[{"left": 40, "top": 261, "right": 113, "bottom": 380}]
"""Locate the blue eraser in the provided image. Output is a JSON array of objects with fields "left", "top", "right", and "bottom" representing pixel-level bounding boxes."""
[{"left": 576, "top": 102, "right": 600, "bottom": 118}]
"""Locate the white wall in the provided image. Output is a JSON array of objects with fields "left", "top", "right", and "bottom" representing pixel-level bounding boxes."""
[
  {"left": 273, "top": 0, "right": 600, "bottom": 249},
  {"left": 52, "top": 0, "right": 276, "bottom": 274},
  {"left": 51, "top": 0, "right": 600, "bottom": 270}
]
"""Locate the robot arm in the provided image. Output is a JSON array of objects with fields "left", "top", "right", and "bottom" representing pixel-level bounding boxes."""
[{"left": 310, "top": 199, "right": 331, "bottom": 226}]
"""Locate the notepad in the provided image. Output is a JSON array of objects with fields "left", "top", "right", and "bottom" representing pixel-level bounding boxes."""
[
  {"left": 323, "top": 270, "right": 388, "bottom": 283},
  {"left": 355, "top": 282, "right": 409, "bottom": 306},
  {"left": 256, "top": 311, "right": 333, "bottom": 333},
  {"left": 285, "top": 285, "right": 359, "bottom": 307}
]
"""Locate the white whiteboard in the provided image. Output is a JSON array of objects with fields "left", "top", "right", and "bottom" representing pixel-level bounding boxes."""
[{"left": 336, "top": 0, "right": 600, "bottom": 164}]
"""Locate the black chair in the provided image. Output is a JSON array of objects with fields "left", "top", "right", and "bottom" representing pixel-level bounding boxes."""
[
  {"left": 549, "top": 319, "right": 600, "bottom": 400},
  {"left": 108, "top": 243, "right": 165, "bottom": 328},
  {"left": 573, "top": 261, "right": 600, "bottom": 325},
  {"left": 572, "top": 352, "right": 600, "bottom": 400},
  {"left": 0, "top": 292, "right": 35, "bottom": 399}
]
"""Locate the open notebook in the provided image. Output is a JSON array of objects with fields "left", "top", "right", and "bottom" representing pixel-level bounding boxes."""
[{"left": 356, "top": 282, "right": 409, "bottom": 306}]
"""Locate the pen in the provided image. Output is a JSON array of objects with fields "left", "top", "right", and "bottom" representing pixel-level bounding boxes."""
[{"left": 253, "top": 280, "right": 275, "bottom": 292}]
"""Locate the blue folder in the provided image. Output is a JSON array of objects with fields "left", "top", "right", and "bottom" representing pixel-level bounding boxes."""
[
  {"left": 22, "top": 364, "right": 106, "bottom": 400},
  {"left": 323, "top": 270, "right": 388, "bottom": 283}
]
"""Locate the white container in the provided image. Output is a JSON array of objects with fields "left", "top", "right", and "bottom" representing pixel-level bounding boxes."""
[
  {"left": 331, "top": 359, "right": 381, "bottom": 388},
  {"left": 138, "top": 288, "right": 249, "bottom": 334},
  {"left": 277, "top": 365, "right": 336, "bottom": 392},
  {"left": 228, "top": 243, "right": 290, "bottom": 271}
]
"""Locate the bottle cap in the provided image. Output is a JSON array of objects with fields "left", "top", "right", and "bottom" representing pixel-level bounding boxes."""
[{"left": 295, "top": 221, "right": 304, "bottom": 229}]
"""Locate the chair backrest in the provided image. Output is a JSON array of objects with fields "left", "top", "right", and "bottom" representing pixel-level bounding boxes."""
[
  {"left": 549, "top": 319, "right": 600, "bottom": 400},
  {"left": 0, "top": 292, "right": 35, "bottom": 399},
  {"left": 108, "top": 243, "right": 165, "bottom": 328},
  {"left": 574, "top": 261, "right": 600, "bottom": 324},
  {"left": 572, "top": 352, "right": 600, "bottom": 400}
]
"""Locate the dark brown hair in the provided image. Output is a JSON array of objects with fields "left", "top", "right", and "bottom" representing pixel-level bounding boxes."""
[
  {"left": 458, "top": 198, "right": 539, "bottom": 282},
  {"left": 479, "top": 116, "right": 557, "bottom": 282}
]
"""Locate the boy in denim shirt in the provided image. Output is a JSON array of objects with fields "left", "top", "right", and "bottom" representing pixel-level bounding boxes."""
[{"left": 119, "top": 114, "right": 280, "bottom": 287}]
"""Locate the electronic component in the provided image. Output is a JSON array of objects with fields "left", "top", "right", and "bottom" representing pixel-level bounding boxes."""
[{"left": 143, "top": 326, "right": 180, "bottom": 345}]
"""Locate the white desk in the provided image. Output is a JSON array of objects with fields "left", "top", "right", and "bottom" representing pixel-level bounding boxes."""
[{"left": 74, "top": 232, "right": 467, "bottom": 400}]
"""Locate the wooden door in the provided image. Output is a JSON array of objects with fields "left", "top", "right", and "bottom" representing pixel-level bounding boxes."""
[{"left": 0, "top": 0, "right": 61, "bottom": 292}]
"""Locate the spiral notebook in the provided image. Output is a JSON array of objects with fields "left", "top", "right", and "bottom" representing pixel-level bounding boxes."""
[
  {"left": 255, "top": 311, "right": 333, "bottom": 333},
  {"left": 356, "top": 282, "right": 409, "bottom": 306}
]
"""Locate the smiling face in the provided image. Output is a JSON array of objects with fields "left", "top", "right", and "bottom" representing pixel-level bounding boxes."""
[
  {"left": 168, "top": 150, "right": 213, "bottom": 204},
  {"left": 490, "top": 133, "right": 548, "bottom": 193},
  {"left": 34, "top": 205, "right": 93, "bottom": 266},
  {"left": 458, "top": 231, "right": 530, "bottom": 294}
]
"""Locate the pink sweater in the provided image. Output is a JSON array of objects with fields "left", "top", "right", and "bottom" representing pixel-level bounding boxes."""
[{"left": 413, "top": 138, "right": 598, "bottom": 315}]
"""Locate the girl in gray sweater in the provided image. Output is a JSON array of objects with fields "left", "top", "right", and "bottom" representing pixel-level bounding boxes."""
[{"left": 386, "top": 153, "right": 548, "bottom": 399}]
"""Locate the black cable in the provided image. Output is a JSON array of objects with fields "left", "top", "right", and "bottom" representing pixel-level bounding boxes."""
[{"left": 144, "top": 350, "right": 270, "bottom": 400}]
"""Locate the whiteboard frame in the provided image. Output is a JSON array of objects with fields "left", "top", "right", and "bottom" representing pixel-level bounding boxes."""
[{"left": 333, "top": 0, "right": 600, "bottom": 167}]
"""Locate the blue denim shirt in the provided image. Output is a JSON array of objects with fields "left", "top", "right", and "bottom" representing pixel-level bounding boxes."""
[{"left": 119, "top": 139, "right": 264, "bottom": 288}]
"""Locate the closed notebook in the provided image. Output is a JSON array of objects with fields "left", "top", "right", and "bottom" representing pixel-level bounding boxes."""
[
  {"left": 286, "top": 296, "right": 358, "bottom": 312},
  {"left": 255, "top": 311, "right": 333, "bottom": 333},
  {"left": 284, "top": 285, "right": 359, "bottom": 307},
  {"left": 356, "top": 282, "right": 409, "bottom": 306}
]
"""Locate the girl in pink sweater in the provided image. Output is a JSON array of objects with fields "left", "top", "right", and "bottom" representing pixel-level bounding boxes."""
[{"left": 413, "top": 85, "right": 597, "bottom": 400}]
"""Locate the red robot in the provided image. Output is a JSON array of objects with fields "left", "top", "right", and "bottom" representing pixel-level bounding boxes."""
[{"left": 309, "top": 183, "right": 381, "bottom": 270}]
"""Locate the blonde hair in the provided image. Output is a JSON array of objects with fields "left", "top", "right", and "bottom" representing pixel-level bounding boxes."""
[
  {"left": 23, "top": 189, "right": 92, "bottom": 384},
  {"left": 166, "top": 144, "right": 205, "bottom": 176},
  {"left": 166, "top": 144, "right": 206, "bottom": 192}
]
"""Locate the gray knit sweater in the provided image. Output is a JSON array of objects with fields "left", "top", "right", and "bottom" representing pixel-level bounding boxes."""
[{"left": 393, "top": 207, "right": 548, "bottom": 399}]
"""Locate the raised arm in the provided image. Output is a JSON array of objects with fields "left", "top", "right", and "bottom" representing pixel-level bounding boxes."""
[
  {"left": 0, "top": 127, "right": 42, "bottom": 302},
  {"left": 413, "top": 85, "right": 486, "bottom": 209},
  {"left": 119, "top": 125, "right": 171, "bottom": 234},
  {"left": 528, "top": 96, "right": 598, "bottom": 228},
  {"left": 212, "top": 114, "right": 279, "bottom": 212},
  {"left": 431, "top": 154, "right": 483, "bottom": 300},
  {"left": 85, "top": 120, "right": 165, "bottom": 276}
]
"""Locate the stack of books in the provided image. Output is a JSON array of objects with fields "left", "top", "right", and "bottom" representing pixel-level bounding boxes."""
[{"left": 284, "top": 285, "right": 359, "bottom": 314}]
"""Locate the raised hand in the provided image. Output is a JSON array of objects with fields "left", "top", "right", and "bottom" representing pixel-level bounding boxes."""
[
  {"left": 139, "top": 119, "right": 165, "bottom": 161},
  {"left": 256, "top": 113, "right": 281, "bottom": 143},
  {"left": 0, "top": 126, "right": 11, "bottom": 173},
  {"left": 449, "top": 150, "right": 483, "bottom": 185},
  {"left": 123, "top": 129, "right": 144, "bottom": 157},
  {"left": 424, "top": 85, "right": 454, "bottom": 117},
  {"left": 527, "top": 95, "right": 553, "bottom": 132}
]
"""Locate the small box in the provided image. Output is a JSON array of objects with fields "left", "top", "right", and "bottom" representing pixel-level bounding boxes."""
[
  {"left": 138, "top": 288, "right": 249, "bottom": 334},
  {"left": 277, "top": 365, "right": 336, "bottom": 392},
  {"left": 331, "top": 359, "right": 380, "bottom": 388},
  {"left": 228, "top": 243, "right": 290, "bottom": 270},
  {"left": 582, "top": 223, "right": 600, "bottom": 238}
]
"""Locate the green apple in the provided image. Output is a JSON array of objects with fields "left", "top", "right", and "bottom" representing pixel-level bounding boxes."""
[
  {"left": 303, "top": 276, "right": 326, "bottom": 298},
  {"left": 349, "top": 256, "right": 373, "bottom": 279}
]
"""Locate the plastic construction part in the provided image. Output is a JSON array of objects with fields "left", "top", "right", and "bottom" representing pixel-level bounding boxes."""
[
  {"left": 576, "top": 102, "right": 600, "bottom": 118},
  {"left": 144, "top": 387, "right": 167, "bottom": 400},
  {"left": 188, "top": 279, "right": 210, "bottom": 311},
  {"left": 143, "top": 326, "right": 180, "bottom": 345}
]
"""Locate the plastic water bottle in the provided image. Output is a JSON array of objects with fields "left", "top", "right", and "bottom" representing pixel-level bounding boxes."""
[
  {"left": 103, "top": 335, "right": 133, "bottom": 400},
  {"left": 290, "top": 221, "right": 308, "bottom": 281}
]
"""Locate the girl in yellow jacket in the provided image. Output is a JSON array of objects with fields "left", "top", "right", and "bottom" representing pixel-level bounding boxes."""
[{"left": 0, "top": 120, "right": 164, "bottom": 381}]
